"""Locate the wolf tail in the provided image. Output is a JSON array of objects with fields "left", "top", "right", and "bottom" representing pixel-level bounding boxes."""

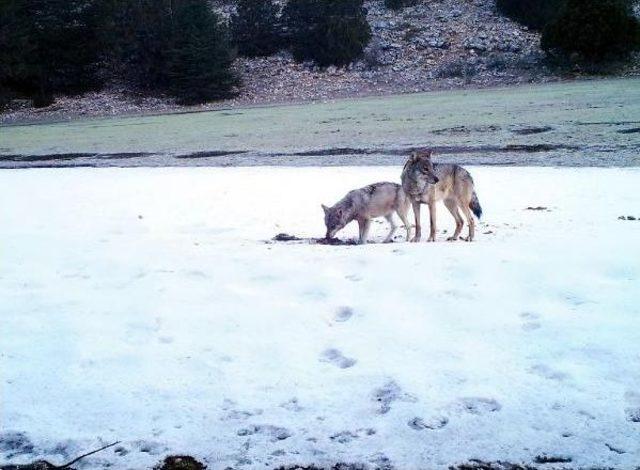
[{"left": 469, "top": 191, "right": 482, "bottom": 219}]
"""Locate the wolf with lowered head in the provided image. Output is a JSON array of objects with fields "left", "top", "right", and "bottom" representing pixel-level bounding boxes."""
[
  {"left": 322, "top": 182, "right": 411, "bottom": 244},
  {"left": 401, "top": 149, "right": 482, "bottom": 242}
]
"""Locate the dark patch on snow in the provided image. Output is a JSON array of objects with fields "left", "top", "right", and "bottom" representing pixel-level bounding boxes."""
[
  {"left": 275, "top": 464, "right": 368, "bottom": 470},
  {"left": 269, "top": 234, "right": 359, "bottom": 246},
  {"left": 273, "top": 233, "right": 303, "bottom": 242},
  {"left": 617, "top": 127, "right": 640, "bottom": 134},
  {"left": 512, "top": 126, "right": 553, "bottom": 135},
  {"left": 618, "top": 215, "right": 638, "bottom": 221},
  {"left": 320, "top": 348, "right": 357, "bottom": 369},
  {"left": 605, "top": 443, "right": 626, "bottom": 454},
  {"left": 175, "top": 150, "right": 248, "bottom": 159},
  {"left": 533, "top": 454, "right": 572, "bottom": 464},
  {"left": 0, "top": 432, "right": 35, "bottom": 458},
  {"left": 154, "top": 455, "right": 207, "bottom": 470},
  {"left": 329, "top": 429, "right": 375, "bottom": 444},
  {"left": 625, "top": 407, "right": 640, "bottom": 422},
  {"left": 432, "top": 125, "right": 501, "bottom": 135},
  {"left": 236, "top": 425, "right": 292, "bottom": 442},
  {"left": 450, "top": 460, "right": 536, "bottom": 470},
  {"left": 334, "top": 306, "right": 354, "bottom": 322},
  {"left": 525, "top": 206, "right": 550, "bottom": 211},
  {"left": 0, "top": 152, "right": 151, "bottom": 162},
  {"left": 372, "top": 381, "right": 417, "bottom": 414},
  {"left": 286, "top": 143, "right": 578, "bottom": 159},
  {"left": 459, "top": 397, "right": 502, "bottom": 414},
  {"left": 408, "top": 416, "right": 449, "bottom": 430}
]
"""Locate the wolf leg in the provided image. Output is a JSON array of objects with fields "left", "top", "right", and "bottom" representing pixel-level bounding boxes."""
[
  {"left": 384, "top": 214, "right": 397, "bottom": 243},
  {"left": 358, "top": 218, "right": 371, "bottom": 244},
  {"left": 444, "top": 198, "right": 463, "bottom": 241},
  {"left": 427, "top": 200, "right": 437, "bottom": 242},
  {"left": 396, "top": 206, "right": 411, "bottom": 241},
  {"left": 461, "top": 204, "right": 476, "bottom": 241},
  {"left": 411, "top": 200, "right": 422, "bottom": 242}
]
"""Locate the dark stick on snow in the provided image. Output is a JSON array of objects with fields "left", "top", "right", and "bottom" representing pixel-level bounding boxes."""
[{"left": 57, "top": 441, "right": 121, "bottom": 468}]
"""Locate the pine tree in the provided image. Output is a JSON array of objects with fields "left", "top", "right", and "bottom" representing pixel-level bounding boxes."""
[
  {"left": 283, "top": 0, "right": 371, "bottom": 67},
  {"left": 231, "top": 0, "right": 282, "bottom": 57},
  {"left": 542, "top": 0, "right": 640, "bottom": 61},
  {"left": 0, "top": 0, "right": 102, "bottom": 107},
  {"left": 167, "top": 0, "right": 239, "bottom": 104},
  {"left": 496, "top": 0, "right": 559, "bottom": 30}
]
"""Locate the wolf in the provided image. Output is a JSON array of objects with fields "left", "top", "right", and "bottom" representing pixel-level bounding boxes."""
[
  {"left": 322, "top": 182, "right": 411, "bottom": 244},
  {"left": 401, "top": 149, "right": 482, "bottom": 242}
]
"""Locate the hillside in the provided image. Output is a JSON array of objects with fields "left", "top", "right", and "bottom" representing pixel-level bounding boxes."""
[{"left": 1, "top": 0, "right": 639, "bottom": 125}]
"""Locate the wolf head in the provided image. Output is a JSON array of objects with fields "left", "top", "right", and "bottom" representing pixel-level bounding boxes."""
[
  {"left": 321, "top": 204, "right": 350, "bottom": 239},
  {"left": 406, "top": 149, "right": 439, "bottom": 184}
]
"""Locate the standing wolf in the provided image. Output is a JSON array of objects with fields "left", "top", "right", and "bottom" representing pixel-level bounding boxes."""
[
  {"left": 322, "top": 182, "right": 411, "bottom": 244},
  {"left": 401, "top": 149, "right": 482, "bottom": 242}
]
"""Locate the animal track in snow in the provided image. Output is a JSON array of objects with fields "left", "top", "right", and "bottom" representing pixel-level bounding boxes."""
[
  {"left": 280, "top": 397, "right": 303, "bottom": 412},
  {"left": 624, "top": 391, "right": 640, "bottom": 423},
  {"left": 334, "top": 306, "right": 354, "bottom": 322},
  {"left": 329, "top": 428, "right": 376, "bottom": 444},
  {"left": 320, "top": 348, "right": 357, "bottom": 369},
  {"left": 0, "top": 431, "right": 35, "bottom": 458},
  {"left": 408, "top": 416, "right": 449, "bottom": 430},
  {"left": 372, "top": 380, "right": 418, "bottom": 414},
  {"left": 529, "top": 364, "right": 570, "bottom": 382},
  {"left": 134, "top": 440, "right": 165, "bottom": 455},
  {"left": 458, "top": 397, "right": 502, "bottom": 415},
  {"left": 236, "top": 425, "right": 292, "bottom": 442}
]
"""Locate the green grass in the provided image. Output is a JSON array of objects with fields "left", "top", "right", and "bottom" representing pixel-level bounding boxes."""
[{"left": 1, "top": 78, "right": 639, "bottom": 166}]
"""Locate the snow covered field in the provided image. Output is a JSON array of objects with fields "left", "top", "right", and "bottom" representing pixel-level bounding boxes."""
[{"left": 1, "top": 166, "right": 639, "bottom": 469}]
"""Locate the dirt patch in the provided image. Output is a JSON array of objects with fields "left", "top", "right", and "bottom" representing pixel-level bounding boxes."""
[
  {"left": 154, "top": 455, "right": 207, "bottom": 470},
  {"left": 616, "top": 127, "right": 640, "bottom": 134},
  {"left": 270, "top": 233, "right": 359, "bottom": 246},
  {"left": 175, "top": 150, "right": 248, "bottom": 159},
  {"left": 511, "top": 126, "right": 553, "bottom": 135},
  {"left": 533, "top": 455, "right": 572, "bottom": 464},
  {"left": 273, "top": 233, "right": 304, "bottom": 242},
  {"left": 451, "top": 461, "right": 535, "bottom": 470},
  {"left": 0, "top": 152, "right": 151, "bottom": 162}
]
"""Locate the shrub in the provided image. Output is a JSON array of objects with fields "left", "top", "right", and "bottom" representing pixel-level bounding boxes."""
[
  {"left": 231, "top": 0, "right": 283, "bottom": 57},
  {"left": 168, "top": 0, "right": 239, "bottom": 104},
  {"left": 496, "top": 0, "right": 560, "bottom": 30},
  {"left": 0, "top": 0, "right": 103, "bottom": 107},
  {"left": 384, "top": 0, "right": 418, "bottom": 10},
  {"left": 542, "top": 0, "right": 640, "bottom": 61},
  {"left": 283, "top": 0, "right": 372, "bottom": 67},
  {"left": 103, "top": 0, "right": 174, "bottom": 91}
]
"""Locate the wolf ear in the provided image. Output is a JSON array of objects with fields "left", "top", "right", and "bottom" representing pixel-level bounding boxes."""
[
  {"left": 321, "top": 204, "right": 329, "bottom": 214},
  {"left": 409, "top": 151, "right": 419, "bottom": 162}
]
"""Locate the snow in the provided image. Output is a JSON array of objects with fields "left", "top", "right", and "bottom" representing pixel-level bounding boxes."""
[{"left": 1, "top": 166, "right": 639, "bottom": 469}]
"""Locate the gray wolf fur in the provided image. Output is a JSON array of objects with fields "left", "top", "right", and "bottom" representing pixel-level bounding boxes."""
[
  {"left": 401, "top": 149, "right": 483, "bottom": 242},
  {"left": 322, "top": 182, "right": 411, "bottom": 244}
]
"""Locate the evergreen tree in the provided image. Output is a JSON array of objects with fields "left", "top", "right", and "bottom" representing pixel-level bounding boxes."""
[
  {"left": 496, "top": 0, "right": 560, "bottom": 30},
  {"left": 167, "top": 0, "right": 239, "bottom": 104},
  {"left": 231, "top": 0, "right": 282, "bottom": 57},
  {"left": 384, "top": 0, "right": 418, "bottom": 10},
  {"left": 283, "top": 0, "right": 372, "bottom": 67},
  {"left": 0, "top": 0, "right": 102, "bottom": 107},
  {"left": 542, "top": 0, "right": 640, "bottom": 61}
]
